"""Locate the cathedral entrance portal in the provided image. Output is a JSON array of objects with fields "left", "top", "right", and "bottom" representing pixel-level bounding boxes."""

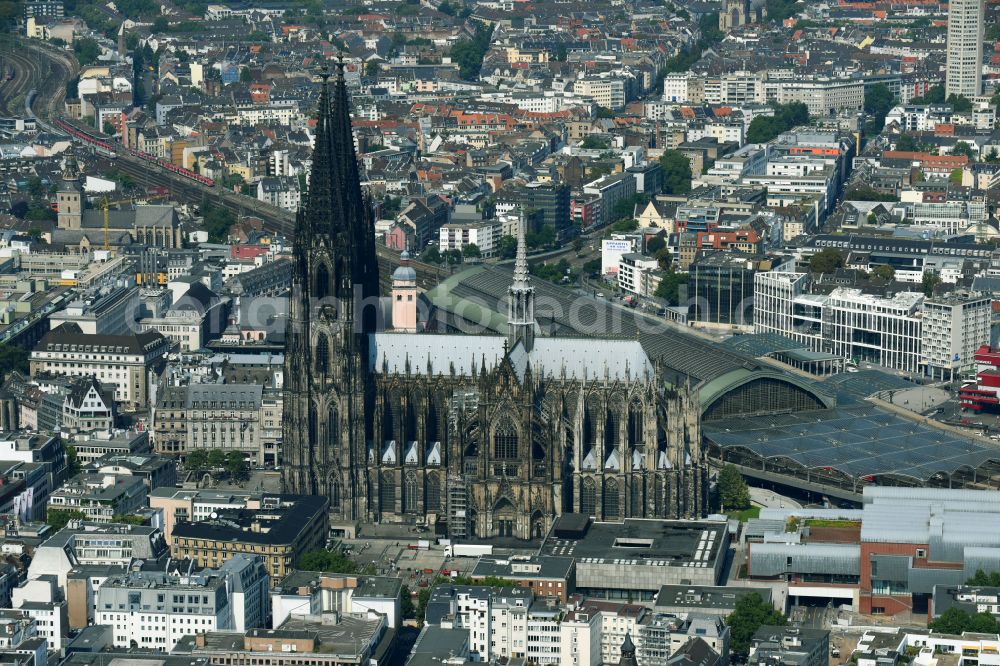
[{"left": 493, "top": 498, "right": 516, "bottom": 538}]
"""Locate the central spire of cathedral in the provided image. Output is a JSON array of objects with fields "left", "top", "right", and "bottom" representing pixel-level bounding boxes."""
[{"left": 507, "top": 211, "right": 536, "bottom": 351}]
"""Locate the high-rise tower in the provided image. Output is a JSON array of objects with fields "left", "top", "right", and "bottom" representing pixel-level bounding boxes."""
[{"left": 946, "top": 0, "right": 984, "bottom": 98}]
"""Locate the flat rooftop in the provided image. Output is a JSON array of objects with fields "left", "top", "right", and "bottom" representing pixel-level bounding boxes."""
[
  {"left": 655, "top": 585, "right": 772, "bottom": 611},
  {"left": 541, "top": 519, "right": 726, "bottom": 569},
  {"left": 471, "top": 555, "right": 574, "bottom": 581}
]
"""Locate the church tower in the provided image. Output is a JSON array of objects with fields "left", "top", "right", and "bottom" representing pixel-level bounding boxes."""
[
  {"left": 282, "top": 63, "right": 379, "bottom": 519},
  {"left": 507, "top": 213, "right": 535, "bottom": 351},
  {"left": 57, "top": 146, "right": 82, "bottom": 230}
]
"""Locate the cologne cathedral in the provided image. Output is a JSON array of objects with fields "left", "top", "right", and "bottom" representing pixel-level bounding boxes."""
[{"left": 282, "top": 66, "right": 708, "bottom": 540}]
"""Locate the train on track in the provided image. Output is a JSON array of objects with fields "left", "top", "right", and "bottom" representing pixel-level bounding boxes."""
[{"left": 54, "top": 118, "right": 214, "bottom": 187}]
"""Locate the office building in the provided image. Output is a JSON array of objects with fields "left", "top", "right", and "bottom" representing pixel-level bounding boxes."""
[
  {"left": 749, "top": 626, "right": 829, "bottom": 666},
  {"left": 28, "top": 522, "right": 167, "bottom": 587},
  {"left": 470, "top": 556, "right": 576, "bottom": 602},
  {"left": 46, "top": 471, "right": 147, "bottom": 523},
  {"left": 689, "top": 252, "right": 761, "bottom": 326},
  {"left": 584, "top": 174, "right": 637, "bottom": 227},
  {"left": 48, "top": 286, "right": 140, "bottom": 336},
  {"left": 94, "top": 555, "right": 269, "bottom": 651},
  {"left": 271, "top": 571, "right": 402, "bottom": 629},
  {"left": 946, "top": 0, "right": 985, "bottom": 97},
  {"left": 921, "top": 292, "right": 992, "bottom": 380},
  {"left": 173, "top": 614, "right": 390, "bottom": 666},
  {"left": 540, "top": 518, "right": 728, "bottom": 599},
  {"left": 169, "top": 494, "right": 328, "bottom": 582},
  {"left": 71, "top": 431, "right": 151, "bottom": 465}
]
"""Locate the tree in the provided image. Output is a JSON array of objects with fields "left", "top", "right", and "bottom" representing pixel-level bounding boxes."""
[
  {"left": 747, "top": 102, "right": 810, "bottom": 144},
  {"left": 911, "top": 84, "right": 945, "bottom": 104},
  {"left": 555, "top": 44, "right": 567, "bottom": 61},
  {"left": 660, "top": 150, "right": 692, "bottom": 195},
  {"left": 727, "top": 593, "right": 787, "bottom": 658},
  {"left": 10, "top": 201, "right": 27, "bottom": 219},
  {"left": 152, "top": 16, "right": 168, "bottom": 32},
  {"left": 420, "top": 246, "right": 442, "bottom": 264},
  {"left": 929, "top": 607, "right": 1000, "bottom": 635},
  {"left": 844, "top": 184, "right": 897, "bottom": 202},
  {"left": 462, "top": 243, "right": 481, "bottom": 259},
  {"left": 47, "top": 508, "right": 86, "bottom": 531},
  {"left": 654, "top": 270, "right": 688, "bottom": 305},
  {"left": 449, "top": 22, "right": 494, "bottom": 80},
  {"left": 186, "top": 449, "right": 209, "bottom": 471},
  {"left": 864, "top": 83, "right": 895, "bottom": 135},
  {"left": 922, "top": 271, "right": 941, "bottom": 297},
  {"left": 298, "top": 548, "right": 359, "bottom": 573},
  {"left": 416, "top": 586, "right": 432, "bottom": 625},
  {"left": 103, "top": 121, "right": 116, "bottom": 135},
  {"left": 895, "top": 134, "right": 920, "bottom": 152},
  {"left": 112, "top": 514, "right": 146, "bottom": 525},
  {"left": 0, "top": 343, "right": 28, "bottom": 378},
  {"left": 27, "top": 177, "right": 44, "bottom": 198},
  {"left": 947, "top": 93, "right": 972, "bottom": 112},
  {"left": 73, "top": 38, "right": 102, "bottom": 66},
  {"left": 240, "top": 67, "right": 252, "bottom": 83},
  {"left": 950, "top": 168, "right": 964, "bottom": 184},
  {"left": 871, "top": 265, "right": 895, "bottom": 280},
  {"left": 951, "top": 142, "right": 975, "bottom": 159},
  {"left": 968, "top": 570, "right": 1000, "bottom": 586},
  {"left": 580, "top": 135, "right": 609, "bottom": 150},
  {"left": 365, "top": 60, "right": 380, "bottom": 77},
  {"left": 646, "top": 235, "right": 666, "bottom": 254},
  {"left": 718, "top": 464, "right": 750, "bottom": 511},
  {"left": 225, "top": 451, "right": 247, "bottom": 480},
  {"left": 65, "top": 444, "right": 81, "bottom": 477},
  {"left": 401, "top": 585, "right": 416, "bottom": 618},
  {"left": 497, "top": 235, "right": 517, "bottom": 260},
  {"left": 698, "top": 12, "right": 723, "bottom": 46},
  {"left": 201, "top": 203, "right": 235, "bottom": 242},
  {"left": 207, "top": 449, "right": 226, "bottom": 469},
  {"left": 809, "top": 248, "right": 844, "bottom": 274}
]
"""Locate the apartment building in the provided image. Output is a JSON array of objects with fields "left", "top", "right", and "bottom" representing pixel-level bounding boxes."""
[
  {"left": 573, "top": 76, "right": 628, "bottom": 110},
  {"left": 438, "top": 220, "right": 501, "bottom": 256},
  {"left": 618, "top": 253, "right": 661, "bottom": 298},
  {"left": 30, "top": 323, "right": 170, "bottom": 409},
  {"left": 584, "top": 173, "right": 637, "bottom": 226},
  {"left": 946, "top": 0, "right": 985, "bottom": 97}
]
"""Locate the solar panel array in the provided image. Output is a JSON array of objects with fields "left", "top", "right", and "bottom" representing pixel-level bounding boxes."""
[{"left": 703, "top": 403, "right": 1000, "bottom": 482}]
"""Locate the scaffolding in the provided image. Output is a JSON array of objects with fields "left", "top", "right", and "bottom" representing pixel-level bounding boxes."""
[{"left": 446, "top": 474, "right": 469, "bottom": 539}]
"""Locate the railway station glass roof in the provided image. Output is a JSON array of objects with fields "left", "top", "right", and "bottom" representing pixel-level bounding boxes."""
[{"left": 703, "top": 403, "right": 1000, "bottom": 483}]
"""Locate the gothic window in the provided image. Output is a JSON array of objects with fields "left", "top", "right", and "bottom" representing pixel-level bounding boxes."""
[
  {"left": 628, "top": 399, "right": 643, "bottom": 445},
  {"left": 631, "top": 478, "right": 643, "bottom": 517},
  {"left": 308, "top": 403, "right": 318, "bottom": 443},
  {"left": 402, "top": 471, "right": 419, "bottom": 514},
  {"left": 583, "top": 400, "right": 598, "bottom": 448},
  {"left": 327, "top": 404, "right": 338, "bottom": 450},
  {"left": 315, "top": 334, "right": 329, "bottom": 374},
  {"left": 314, "top": 261, "right": 331, "bottom": 300},
  {"left": 426, "top": 474, "right": 441, "bottom": 512},
  {"left": 426, "top": 401, "right": 439, "bottom": 443},
  {"left": 329, "top": 477, "right": 341, "bottom": 510},
  {"left": 493, "top": 419, "right": 518, "bottom": 460},
  {"left": 603, "top": 477, "right": 619, "bottom": 520},
  {"left": 580, "top": 477, "right": 596, "bottom": 516},
  {"left": 379, "top": 471, "right": 395, "bottom": 511},
  {"left": 382, "top": 392, "right": 399, "bottom": 442}
]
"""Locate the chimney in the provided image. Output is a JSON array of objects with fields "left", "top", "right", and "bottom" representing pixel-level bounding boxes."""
[{"left": 195, "top": 633, "right": 206, "bottom": 648}]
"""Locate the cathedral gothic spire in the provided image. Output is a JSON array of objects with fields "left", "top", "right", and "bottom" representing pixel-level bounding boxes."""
[{"left": 507, "top": 210, "right": 536, "bottom": 351}]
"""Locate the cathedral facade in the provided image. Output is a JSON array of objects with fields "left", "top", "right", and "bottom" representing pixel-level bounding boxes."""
[{"left": 282, "top": 67, "right": 708, "bottom": 541}]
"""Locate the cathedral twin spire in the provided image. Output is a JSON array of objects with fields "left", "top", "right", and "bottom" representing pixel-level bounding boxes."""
[
  {"left": 507, "top": 211, "right": 536, "bottom": 351},
  {"left": 297, "top": 59, "right": 379, "bottom": 324}
]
